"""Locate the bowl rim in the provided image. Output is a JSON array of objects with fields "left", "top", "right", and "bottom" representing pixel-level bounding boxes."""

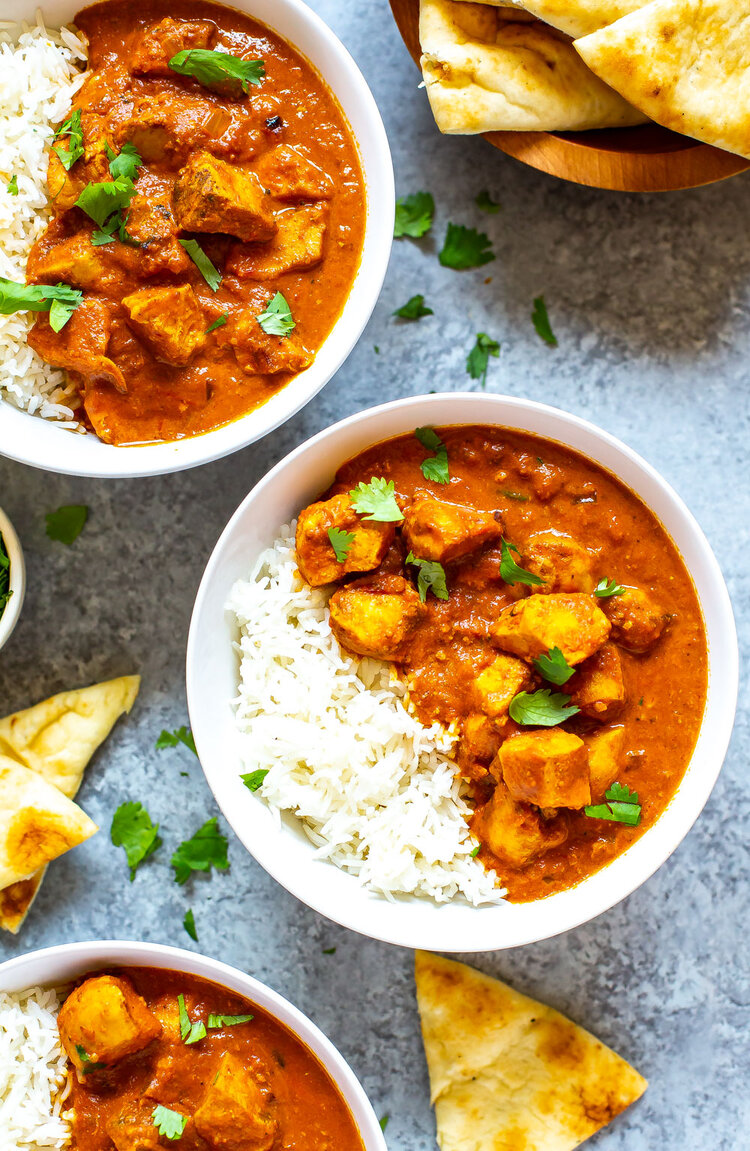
[
  {"left": 0, "top": 0, "right": 394, "bottom": 478},
  {"left": 0, "top": 504, "right": 26, "bottom": 651},
  {"left": 0, "top": 938, "right": 387, "bottom": 1151},
  {"left": 186, "top": 391, "right": 739, "bottom": 951}
]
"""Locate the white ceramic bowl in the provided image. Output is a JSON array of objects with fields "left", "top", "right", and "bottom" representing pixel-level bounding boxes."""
[
  {"left": 187, "top": 392, "right": 738, "bottom": 952},
  {"left": 0, "top": 939, "right": 386, "bottom": 1151},
  {"left": 0, "top": 0, "right": 393, "bottom": 478},
  {"left": 0, "top": 505, "right": 26, "bottom": 651}
]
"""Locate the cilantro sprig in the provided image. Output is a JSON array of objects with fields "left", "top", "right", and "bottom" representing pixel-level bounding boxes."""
[
  {"left": 393, "top": 294, "right": 433, "bottom": 320},
  {"left": 406, "top": 552, "right": 448, "bottom": 603},
  {"left": 349, "top": 478, "right": 403, "bottom": 523},
  {"left": 152, "top": 1105, "right": 188, "bottom": 1141},
  {"left": 53, "top": 108, "right": 84, "bottom": 171},
  {"left": 415, "top": 426, "right": 449, "bottom": 484},
  {"left": 257, "top": 291, "right": 295, "bottom": 336},
  {"left": 0, "top": 281, "right": 83, "bottom": 332},
  {"left": 508, "top": 689, "right": 580, "bottom": 727},
  {"left": 499, "top": 539, "right": 544, "bottom": 588},
  {"left": 466, "top": 333, "right": 500, "bottom": 388},
  {"left": 394, "top": 191, "right": 434, "bottom": 238},
  {"left": 532, "top": 296, "right": 557, "bottom": 347},
  {"left": 171, "top": 817, "right": 229, "bottom": 884},
  {"left": 156, "top": 726, "right": 197, "bottom": 755},
  {"left": 439, "top": 223, "right": 494, "bottom": 269},
  {"left": 110, "top": 801, "right": 162, "bottom": 880},
  {"left": 595, "top": 578, "right": 625, "bottom": 598},
  {"left": 328, "top": 526, "right": 355, "bottom": 562},
  {"left": 585, "top": 782, "right": 641, "bottom": 826},
  {"left": 533, "top": 646, "right": 574, "bottom": 686},
  {"left": 169, "top": 49, "right": 265, "bottom": 97}
]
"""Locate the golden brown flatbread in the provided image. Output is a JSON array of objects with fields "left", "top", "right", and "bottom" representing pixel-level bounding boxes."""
[
  {"left": 0, "top": 757, "right": 98, "bottom": 890},
  {"left": 451, "top": 0, "right": 648, "bottom": 39},
  {"left": 419, "top": 0, "right": 647, "bottom": 133},
  {"left": 415, "top": 951, "right": 647, "bottom": 1151},
  {"left": 575, "top": 0, "right": 750, "bottom": 159}
]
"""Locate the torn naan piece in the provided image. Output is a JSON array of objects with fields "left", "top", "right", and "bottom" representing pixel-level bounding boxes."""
[
  {"left": 0, "top": 758, "right": 98, "bottom": 890},
  {"left": 419, "top": 0, "right": 647, "bottom": 133},
  {"left": 451, "top": 0, "right": 648, "bottom": 40},
  {"left": 575, "top": 0, "right": 750, "bottom": 158},
  {"left": 415, "top": 951, "right": 647, "bottom": 1151}
]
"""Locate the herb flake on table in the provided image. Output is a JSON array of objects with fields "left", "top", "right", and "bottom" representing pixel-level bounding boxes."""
[
  {"left": 406, "top": 552, "right": 449, "bottom": 603},
  {"left": 178, "top": 993, "right": 207, "bottom": 1044},
  {"left": 183, "top": 909, "right": 198, "bottom": 941},
  {"left": 475, "top": 189, "right": 500, "bottom": 213},
  {"left": 45, "top": 504, "right": 88, "bottom": 544},
  {"left": 53, "top": 108, "right": 84, "bottom": 171},
  {"left": 156, "top": 726, "right": 197, "bottom": 755},
  {"left": 393, "top": 294, "right": 433, "bottom": 320},
  {"left": 415, "top": 426, "right": 449, "bottom": 484},
  {"left": 0, "top": 281, "right": 83, "bottom": 331},
  {"left": 584, "top": 782, "right": 642, "bottom": 826},
  {"left": 208, "top": 1013, "right": 253, "bottom": 1028},
  {"left": 322, "top": 946, "right": 336, "bottom": 955},
  {"left": 7, "top": 174, "right": 18, "bottom": 196},
  {"left": 509, "top": 689, "right": 580, "bottom": 727},
  {"left": 172, "top": 817, "right": 229, "bottom": 884},
  {"left": 379, "top": 1115, "right": 390, "bottom": 1133},
  {"left": 594, "top": 577, "right": 625, "bottom": 598},
  {"left": 499, "top": 539, "right": 544, "bottom": 588},
  {"left": 349, "top": 477, "right": 403, "bottom": 522},
  {"left": 533, "top": 646, "right": 574, "bottom": 686},
  {"left": 439, "top": 223, "right": 495, "bottom": 269},
  {"left": 169, "top": 49, "right": 265, "bottom": 97},
  {"left": 531, "top": 296, "right": 557, "bottom": 347},
  {"left": 394, "top": 190, "right": 434, "bottom": 238},
  {"left": 178, "top": 239, "right": 222, "bottom": 291},
  {"left": 466, "top": 332, "right": 500, "bottom": 388},
  {"left": 328, "top": 526, "right": 355, "bottom": 562},
  {"left": 0, "top": 533, "right": 10, "bottom": 618},
  {"left": 152, "top": 1105, "right": 188, "bottom": 1141},
  {"left": 242, "top": 769, "right": 269, "bottom": 792},
  {"left": 205, "top": 314, "right": 228, "bottom": 334},
  {"left": 110, "top": 801, "right": 162, "bottom": 880},
  {"left": 257, "top": 291, "right": 295, "bottom": 336}
]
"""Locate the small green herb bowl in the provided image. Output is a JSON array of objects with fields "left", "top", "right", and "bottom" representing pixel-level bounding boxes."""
[{"left": 0, "top": 506, "right": 25, "bottom": 651}]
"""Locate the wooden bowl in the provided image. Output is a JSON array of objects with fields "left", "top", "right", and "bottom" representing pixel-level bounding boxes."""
[{"left": 390, "top": 0, "right": 750, "bottom": 192}]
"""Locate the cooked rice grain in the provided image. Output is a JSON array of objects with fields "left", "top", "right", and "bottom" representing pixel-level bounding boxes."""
[{"left": 0, "top": 985, "right": 71, "bottom": 1149}]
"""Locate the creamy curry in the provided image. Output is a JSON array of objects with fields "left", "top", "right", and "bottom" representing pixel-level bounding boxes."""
[
  {"left": 294, "top": 425, "right": 708, "bottom": 902},
  {"left": 26, "top": 0, "right": 365, "bottom": 444},
  {"left": 57, "top": 967, "right": 365, "bottom": 1150}
]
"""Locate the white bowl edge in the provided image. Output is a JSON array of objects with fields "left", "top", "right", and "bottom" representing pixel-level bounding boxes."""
[{"left": 0, "top": 505, "right": 26, "bottom": 650}]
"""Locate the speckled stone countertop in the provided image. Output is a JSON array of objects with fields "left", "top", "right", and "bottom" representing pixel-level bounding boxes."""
[{"left": 1, "top": 3, "right": 748, "bottom": 1148}]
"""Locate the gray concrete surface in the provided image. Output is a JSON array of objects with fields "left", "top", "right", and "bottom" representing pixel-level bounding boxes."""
[{"left": 1, "top": 2, "right": 748, "bottom": 1147}]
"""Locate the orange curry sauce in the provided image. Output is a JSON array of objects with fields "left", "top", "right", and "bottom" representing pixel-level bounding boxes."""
[{"left": 323, "top": 426, "right": 707, "bottom": 902}]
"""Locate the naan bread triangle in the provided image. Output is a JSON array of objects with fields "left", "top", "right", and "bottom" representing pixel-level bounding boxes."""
[
  {"left": 419, "top": 0, "right": 647, "bottom": 133},
  {"left": 450, "top": 0, "right": 649, "bottom": 40},
  {"left": 415, "top": 951, "right": 647, "bottom": 1151},
  {"left": 575, "top": 0, "right": 750, "bottom": 159},
  {"left": 0, "top": 757, "right": 98, "bottom": 890}
]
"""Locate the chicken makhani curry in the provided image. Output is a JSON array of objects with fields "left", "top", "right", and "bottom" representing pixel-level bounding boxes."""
[
  {"left": 56, "top": 967, "right": 365, "bottom": 1150},
  {"left": 23, "top": 0, "right": 365, "bottom": 444},
  {"left": 294, "top": 425, "right": 708, "bottom": 902}
]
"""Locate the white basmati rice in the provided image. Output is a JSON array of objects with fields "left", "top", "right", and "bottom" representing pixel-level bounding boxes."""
[
  {"left": 0, "top": 16, "right": 88, "bottom": 427},
  {"left": 0, "top": 985, "right": 71, "bottom": 1149},
  {"left": 228, "top": 527, "right": 506, "bottom": 906}
]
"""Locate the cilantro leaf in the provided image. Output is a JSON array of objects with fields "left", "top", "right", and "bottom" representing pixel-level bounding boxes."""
[
  {"left": 584, "top": 781, "right": 641, "bottom": 826},
  {"left": 177, "top": 993, "right": 206, "bottom": 1044},
  {"left": 501, "top": 490, "right": 528, "bottom": 502},
  {"left": 531, "top": 296, "right": 557, "bottom": 347},
  {"left": 499, "top": 539, "right": 544, "bottom": 588},
  {"left": 169, "top": 49, "right": 265, "bottom": 97},
  {"left": 380, "top": 1115, "right": 390, "bottom": 1133},
  {"left": 328, "top": 526, "right": 355, "bottom": 562},
  {"left": 45, "top": 504, "right": 88, "bottom": 545},
  {"left": 53, "top": 109, "right": 84, "bottom": 171},
  {"left": 0, "top": 280, "right": 82, "bottom": 329},
  {"left": 394, "top": 191, "right": 434, "bottom": 239},
  {"left": 178, "top": 239, "right": 222, "bottom": 291},
  {"left": 594, "top": 577, "right": 625, "bottom": 598},
  {"left": 171, "top": 817, "right": 229, "bottom": 885},
  {"left": 406, "top": 552, "right": 449, "bottom": 603},
  {"left": 257, "top": 291, "right": 295, "bottom": 336},
  {"left": 110, "top": 801, "right": 162, "bottom": 880},
  {"left": 183, "top": 909, "right": 198, "bottom": 941},
  {"left": 0, "top": 533, "right": 11, "bottom": 620},
  {"left": 533, "top": 646, "right": 574, "bottom": 686},
  {"left": 156, "top": 726, "right": 197, "bottom": 756},
  {"left": 7, "top": 175, "right": 18, "bottom": 196},
  {"left": 470, "top": 844, "right": 481, "bottom": 858},
  {"left": 207, "top": 1013, "right": 253, "bottom": 1028},
  {"left": 393, "top": 294, "right": 433, "bottom": 320},
  {"left": 439, "top": 223, "right": 495, "bottom": 269},
  {"left": 75, "top": 1044, "right": 105, "bottom": 1073},
  {"left": 206, "top": 314, "right": 228, "bottom": 334},
  {"left": 75, "top": 176, "right": 136, "bottom": 228},
  {"left": 509, "top": 689, "right": 580, "bottom": 727},
  {"left": 475, "top": 189, "right": 500, "bottom": 213},
  {"left": 349, "top": 477, "right": 403, "bottom": 523},
  {"left": 415, "top": 426, "right": 449, "bottom": 484},
  {"left": 105, "top": 141, "right": 142, "bottom": 182},
  {"left": 241, "top": 769, "right": 269, "bottom": 792},
  {"left": 152, "top": 1105, "right": 188, "bottom": 1141},
  {"left": 466, "top": 332, "right": 500, "bottom": 388}
]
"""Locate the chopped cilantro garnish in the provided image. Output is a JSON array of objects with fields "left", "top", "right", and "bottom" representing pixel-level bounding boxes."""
[
  {"left": 0, "top": 533, "right": 11, "bottom": 620},
  {"left": 207, "top": 1013, "right": 253, "bottom": 1028},
  {"left": 406, "top": 552, "right": 449, "bottom": 603},
  {"left": 379, "top": 1115, "right": 390, "bottom": 1133},
  {"left": 242, "top": 769, "right": 269, "bottom": 792},
  {"left": 394, "top": 191, "right": 434, "bottom": 238},
  {"left": 7, "top": 174, "right": 18, "bottom": 196},
  {"left": 499, "top": 539, "right": 544, "bottom": 588},
  {"left": 0, "top": 281, "right": 83, "bottom": 331},
  {"left": 439, "top": 223, "right": 495, "bottom": 269},
  {"left": 393, "top": 294, "right": 433, "bottom": 320},
  {"left": 75, "top": 1044, "right": 105, "bottom": 1073},
  {"left": 104, "top": 141, "right": 142, "bottom": 182},
  {"left": 584, "top": 781, "right": 642, "bottom": 826},
  {"left": 501, "top": 490, "right": 528, "bottom": 502},
  {"left": 531, "top": 296, "right": 557, "bottom": 347},
  {"left": 415, "top": 426, "right": 449, "bottom": 484},
  {"left": 205, "top": 314, "right": 228, "bottom": 334},
  {"left": 45, "top": 504, "right": 88, "bottom": 544},
  {"left": 509, "top": 689, "right": 580, "bottom": 727},
  {"left": 171, "top": 817, "right": 229, "bottom": 885},
  {"left": 470, "top": 845, "right": 481, "bottom": 858},
  {"left": 53, "top": 109, "right": 84, "bottom": 171},
  {"left": 466, "top": 332, "right": 500, "bottom": 388},
  {"left": 257, "top": 291, "right": 295, "bottom": 336},
  {"left": 533, "top": 646, "right": 574, "bottom": 686},
  {"left": 475, "top": 189, "right": 500, "bottom": 213},
  {"left": 349, "top": 477, "right": 403, "bottom": 523},
  {"left": 594, "top": 578, "right": 625, "bottom": 598},
  {"left": 328, "top": 526, "right": 355, "bottom": 562},
  {"left": 169, "top": 49, "right": 265, "bottom": 97},
  {"left": 178, "top": 239, "right": 222, "bottom": 291},
  {"left": 110, "top": 801, "right": 162, "bottom": 880},
  {"left": 178, "top": 993, "right": 207, "bottom": 1044},
  {"left": 75, "top": 176, "right": 135, "bottom": 228},
  {"left": 152, "top": 1105, "right": 188, "bottom": 1141},
  {"left": 156, "top": 726, "right": 197, "bottom": 755},
  {"left": 183, "top": 909, "right": 198, "bottom": 941}
]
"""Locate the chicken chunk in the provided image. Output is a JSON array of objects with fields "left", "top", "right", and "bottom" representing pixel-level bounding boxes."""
[
  {"left": 123, "top": 284, "right": 206, "bottom": 366},
  {"left": 295, "top": 492, "right": 395, "bottom": 587},
  {"left": 58, "top": 975, "right": 161, "bottom": 1076},
  {"left": 477, "top": 780, "right": 568, "bottom": 868},
  {"left": 194, "top": 1053, "right": 277, "bottom": 1151},
  {"left": 47, "top": 112, "right": 111, "bottom": 214},
  {"left": 402, "top": 496, "right": 502, "bottom": 564},
  {"left": 131, "top": 17, "right": 216, "bottom": 77},
  {"left": 114, "top": 95, "right": 259, "bottom": 166},
  {"left": 491, "top": 593, "right": 611, "bottom": 666},
  {"left": 173, "top": 152, "right": 277, "bottom": 242},
  {"left": 27, "top": 231, "right": 114, "bottom": 293},
  {"left": 125, "top": 193, "right": 192, "bottom": 277},
  {"left": 457, "top": 713, "right": 504, "bottom": 782},
  {"left": 329, "top": 575, "right": 425, "bottom": 660},
  {"left": 585, "top": 725, "right": 625, "bottom": 800},
  {"left": 225, "top": 204, "right": 327, "bottom": 279},
  {"left": 602, "top": 586, "right": 668, "bottom": 652},
  {"left": 230, "top": 306, "right": 313, "bottom": 376},
  {"left": 27, "top": 298, "right": 126, "bottom": 393},
  {"left": 522, "top": 530, "right": 596, "bottom": 594},
  {"left": 569, "top": 643, "right": 625, "bottom": 721},
  {"left": 254, "top": 144, "right": 333, "bottom": 201},
  {"left": 473, "top": 653, "right": 531, "bottom": 720},
  {"left": 498, "top": 729, "right": 591, "bottom": 810}
]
